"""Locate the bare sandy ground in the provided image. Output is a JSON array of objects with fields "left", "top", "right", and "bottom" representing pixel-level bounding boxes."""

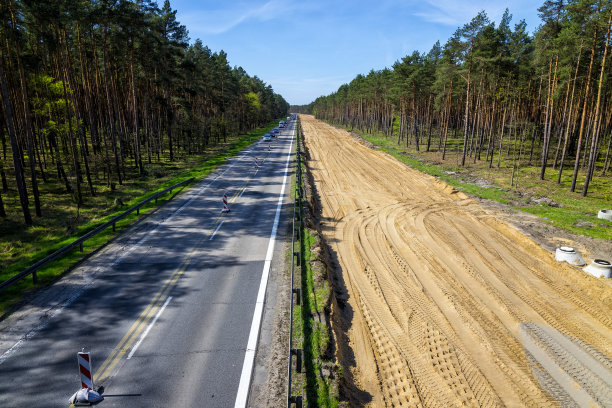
[{"left": 300, "top": 115, "right": 612, "bottom": 407}]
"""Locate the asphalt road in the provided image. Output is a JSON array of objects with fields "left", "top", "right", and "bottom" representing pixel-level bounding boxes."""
[{"left": 0, "top": 121, "right": 295, "bottom": 407}]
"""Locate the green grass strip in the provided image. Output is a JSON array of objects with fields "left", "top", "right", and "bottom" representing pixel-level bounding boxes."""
[{"left": 0, "top": 123, "right": 277, "bottom": 316}]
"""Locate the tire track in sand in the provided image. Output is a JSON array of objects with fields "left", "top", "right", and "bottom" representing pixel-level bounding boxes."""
[{"left": 301, "top": 115, "right": 612, "bottom": 407}]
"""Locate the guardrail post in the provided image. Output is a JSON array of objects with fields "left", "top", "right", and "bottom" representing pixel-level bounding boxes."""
[
  {"left": 291, "top": 348, "right": 302, "bottom": 373},
  {"left": 32, "top": 271, "right": 37, "bottom": 284},
  {"left": 112, "top": 222, "right": 116, "bottom": 232},
  {"left": 292, "top": 287, "right": 301, "bottom": 305},
  {"left": 79, "top": 242, "right": 83, "bottom": 252},
  {"left": 289, "top": 395, "right": 303, "bottom": 408},
  {"left": 293, "top": 251, "right": 300, "bottom": 266}
]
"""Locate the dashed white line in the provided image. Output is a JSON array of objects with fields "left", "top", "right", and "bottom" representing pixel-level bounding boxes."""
[
  {"left": 0, "top": 150, "right": 252, "bottom": 366},
  {"left": 127, "top": 296, "right": 172, "bottom": 360},
  {"left": 112, "top": 151, "right": 250, "bottom": 266},
  {"left": 209, "top": 221, "right": 225, "bottom": 241}
]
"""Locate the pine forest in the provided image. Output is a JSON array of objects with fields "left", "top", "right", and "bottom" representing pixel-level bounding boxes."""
[
  {"left": 307, "top": 0, "right": 612, "bottom": 199},
  {"left": 0, "top": 0, "right": 289, "bottom": 227}
]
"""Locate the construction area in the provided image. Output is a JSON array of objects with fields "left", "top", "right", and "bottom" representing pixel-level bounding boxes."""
[{"left": 299, "top": 114, "right": 612, "bottom": 407}]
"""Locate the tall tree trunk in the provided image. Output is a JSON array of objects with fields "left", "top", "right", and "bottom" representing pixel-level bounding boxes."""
[
  {"left": 103, "top": 27, "right": 122, "bottom": 186},
  {"left": 442, "top": 79, "right": 453, "bottom": 160},
  {"left": 130, "top": 34, "right": 143, "bottom": 175},
  {"left": 0, "top": 50, "right": 31, "bottom": 225},
  {"left": 12, "top": 37, "right": 42, "bottom": 216},
  {"left": 461, "top": 45, "right": 473, "bottom": 166},
  {"left": 540, "top": 55, "right": 558, "bottom": 180},
  {"left": 558, "top": 41, "right": 583, "bottom": 183},
  {"left": 582, "top": 13, "right": 611, "bottom": 196},
  {"left": 570, "top": 26, "right": 598, "bottom": 192}
]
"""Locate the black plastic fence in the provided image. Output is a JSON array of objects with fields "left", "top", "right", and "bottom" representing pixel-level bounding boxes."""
[
  {"left": 0, "top": 177, "right": 194, "bottom": 293},
  {"left": 287, "top": 118, "right": 304, "bottom": 407}
]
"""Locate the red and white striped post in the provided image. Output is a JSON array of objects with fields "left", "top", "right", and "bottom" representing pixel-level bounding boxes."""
[
  {"left": 254, "top": 157, "right": 260, "bottom": 168},
  {"left": 222, "top": 194, "right": 230, "bottom": 212},
  {"left": 77, "top": 351, "right": 94, "bottom": 390}
]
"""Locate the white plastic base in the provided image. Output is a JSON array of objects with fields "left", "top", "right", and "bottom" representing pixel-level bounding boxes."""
[{"left": 555, "top": 246, "right": 585, "bottom": 266}]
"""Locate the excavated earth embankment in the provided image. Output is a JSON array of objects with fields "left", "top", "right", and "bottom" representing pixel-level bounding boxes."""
[{"left": 300, "top": 114, "right": 612, "bottom": 407}]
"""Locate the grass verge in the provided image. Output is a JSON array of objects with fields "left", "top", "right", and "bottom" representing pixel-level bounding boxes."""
[
  {"left": 0, "top": 123, "right": 277, "bottom": 316},
  {"left": 299, "top": 226, "right": 338, "bottom": 408},
  {"left": 293, "top": 119, "right": 340, "bottom": 407}
]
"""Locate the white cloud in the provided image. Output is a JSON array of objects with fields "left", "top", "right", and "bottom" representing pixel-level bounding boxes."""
[
  {"left": 179, "top": 0, "right": 298, "bottom": 35},
  {"left": 412, "top": 0, "right": 510, "bottom": 27}
]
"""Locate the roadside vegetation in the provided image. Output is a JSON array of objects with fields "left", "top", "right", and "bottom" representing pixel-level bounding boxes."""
[
  {"left": 0, "top": 1, "right": 288, "bottom": 232},
  {"left": 0, "top": 123, "right": 276, "bottom": 316},
  {"left": 299, "top": 227, "right": 338, "bottom": 407},
  {"left": 292, "top": 119, "right": 340, "bottom": 407},
  {"left": 296, "top": 0, "right": 611, "bottom": 235},
  {"left": 0, "top": 0, "right": 290, "bottom": 312}
]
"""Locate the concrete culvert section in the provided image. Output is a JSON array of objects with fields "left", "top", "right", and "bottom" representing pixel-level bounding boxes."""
[
  {"left": 554, "top": 246, "right": 585, "bottom": 266},
  {"left": 598, "top": 210, "right": 612, "bottom": 221},
  {"left": 300, "top": 114, "right": 612, "bottom": 407},
  {"left": 584, "top": 259, "right": 612, "bottom": 279}
]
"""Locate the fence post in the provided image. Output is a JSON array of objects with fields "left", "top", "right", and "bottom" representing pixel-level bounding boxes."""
[
  {"left": 289, "top": 396, "right": 303, "bottom": 408},
  {"left": 292, "top": 287, "right": 301, "bottom": 305},
  {"left": 294, "top": 251, "right": 300, "bottom": 266},
  {"left": 291, "top": 348, "right": 302, "bottom": 373}
]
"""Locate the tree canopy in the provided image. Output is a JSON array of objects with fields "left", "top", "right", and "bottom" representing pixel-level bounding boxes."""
[
  {"left": 0, "top": 0, "right": 289, "bottom": 224},
  {"left": 306, "top": 0, "right": 611, "bottom": 197}
]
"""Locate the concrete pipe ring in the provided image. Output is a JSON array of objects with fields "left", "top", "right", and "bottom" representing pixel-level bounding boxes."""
[
  {"left": 597, "top": 209, "right": 612, "bottom": 221},
  {"left": 555, "top": 246, "right": 585, "bottom": 266},
  {"left": 584, "top": 259, "right": 612, "bottom": 279}
]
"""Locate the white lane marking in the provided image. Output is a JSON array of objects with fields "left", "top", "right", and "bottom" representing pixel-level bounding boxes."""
[
  {"left": 238, "top": 187, "right": 247, "bottom": 198},
  {"left": 209, "top": 221, "right": 225, "bottom": 241},
  {"left": 113, "top": 151, "right": 250, "bottom": 265},
  {"left": 234, "top": 131, "right": 294, "bottom": 408},
  {"left": 0, "top": 150, "right": 252, "bottom": 366},
  {"left": 127, "top": 296, "right": 173, "bottom": 360}
]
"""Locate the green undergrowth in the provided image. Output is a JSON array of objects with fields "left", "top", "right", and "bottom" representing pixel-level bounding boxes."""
[
  {"left": 333, "top": 122, "right": 611, "bottom": 240},
  {"left": 300, "top": 226, "right": 339, "bottom": 408},
  {"left": 293, "top": 121, "right": 340, "bottom": 407},
  {"left": 0, "top": 123, "right": 277, "bottom": 317}
]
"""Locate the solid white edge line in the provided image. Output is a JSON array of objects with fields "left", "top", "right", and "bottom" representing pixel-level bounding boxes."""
[
  {"left": 234, "top": 129, "right": 294, "bottom": 408},
  {"left": 209, "top": 221, "right": 225, "bottom": 241},
  {"left": 0, "top": 145, "right": 257, "bottom": 366},
  {"left": 126, "top": 296, "right": 173, "bottom": 360}
]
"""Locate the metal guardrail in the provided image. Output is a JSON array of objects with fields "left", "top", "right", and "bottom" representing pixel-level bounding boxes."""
[
  {"left": 0, "top": 177, "right": 195, "bottom": 293},
  {"left": 287, "top": 118, "right": 304, "bottom": 407}
]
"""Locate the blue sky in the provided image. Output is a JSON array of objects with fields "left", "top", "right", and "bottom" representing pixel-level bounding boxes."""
[{"left": 165, "top": 0, "right": 543, "bottom": 105}]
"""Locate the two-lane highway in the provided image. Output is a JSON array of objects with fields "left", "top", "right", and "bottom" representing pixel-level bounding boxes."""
[{"left": 0, "top": 120, "right": 295, "bottom": 407}]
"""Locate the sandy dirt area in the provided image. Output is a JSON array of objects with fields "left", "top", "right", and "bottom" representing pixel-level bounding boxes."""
[{"left": 300, "top": 115, "right": 612, "bottom": 407}]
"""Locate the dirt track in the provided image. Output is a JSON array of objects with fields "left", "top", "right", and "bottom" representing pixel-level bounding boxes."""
[{"left": 300, "top": 115, "right": 612, "bottom": 407}]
